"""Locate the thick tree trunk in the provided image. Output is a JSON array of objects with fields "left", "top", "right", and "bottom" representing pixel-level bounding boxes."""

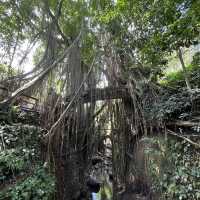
[
  {"left": 65, "top": 86, "right": 130, "bottom": 103},
  {"left": 62, "top": 43, "right": 90, "bottom": 200},
  {"left": 177, "top": 47, "right": 192, "bottom": 91}
]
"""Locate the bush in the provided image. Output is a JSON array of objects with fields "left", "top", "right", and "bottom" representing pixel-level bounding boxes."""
[
  {"left": 0, "top": 167, "right": 55, "bottom": 200},
  {"left": 0, "top": 148, "right": 35, "bottom": 183},
  {"left": 145, "top": 90, "right": 191, "bottom": 121},
  {"left": 0, "top": 124, "right": 42, "bottom": 151},
  {"left": 144, "top": 137, "right": 200, "bottom": 200}
]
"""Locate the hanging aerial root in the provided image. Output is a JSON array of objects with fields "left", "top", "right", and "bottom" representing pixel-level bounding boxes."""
[
  {"left": 0, "top": 31, "right": 82, "bottom": 107},
  {"left": 45, "top": 58, "right": 95, "bottom": 141}
]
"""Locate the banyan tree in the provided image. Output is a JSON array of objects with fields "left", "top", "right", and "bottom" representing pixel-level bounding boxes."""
[{"left": 0, "top": 0, "right": 199, "bottom": 200}]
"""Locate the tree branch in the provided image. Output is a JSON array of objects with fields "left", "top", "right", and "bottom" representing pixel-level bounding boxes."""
[
  {"left": 177, "top": 47, "right": 192, "bottom": 91},
  {"left": 45, "top": 0, "right": 69, "bottom": 45},
  {"left": 0, "top": 31, "right": 82, "bottom": 107},
  {"left": 167, "top": 129, "right": 200, "bottom": 149}
]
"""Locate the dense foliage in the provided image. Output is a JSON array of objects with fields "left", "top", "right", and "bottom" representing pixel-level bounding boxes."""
[
  {"left": 146, "top": 90, "right": 191, "bottom": 121},
  {"left": 0, "top": 0, "right": 200, "bottom": 200},
  {"left": 0, "top": 116, "right": 54, "bottom": 200},
  {"left": 144, "top": 52, "right": 200, "bottom": 123},
  {"left": 0, "top": 167, "right": 55, "bottom": 200},
  {"left": 144, "top": 137, "right": 200, "bottom": 200},
  {"left": 162, "top": 52, "right": 200, "bottom": 88}
]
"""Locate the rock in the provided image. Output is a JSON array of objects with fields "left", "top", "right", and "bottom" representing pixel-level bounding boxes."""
[{"left": 86, "top": 177, "right": 101, "bottom": 193}]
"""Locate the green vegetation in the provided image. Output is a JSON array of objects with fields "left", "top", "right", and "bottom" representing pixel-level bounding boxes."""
[
  {"left": 144, "top": 137, "right": 200, "bottom": 200},
  {"left": 0, "top": 64, "right": 18, "bottom": 81},
  {"left": 0, "top": 0, "right": 200, "bottom": 199},
  {"left": 0, "top": 119, "right": 55, "bottom": 200},
  {"left": 0, "top": 167, "right": 55, "bottom": 200},
  {"left": 0, "top": 148, "right": 33, "bottom": 181},
  {"left": 161, "top": 52, "right": 200, "bottom": 88}
]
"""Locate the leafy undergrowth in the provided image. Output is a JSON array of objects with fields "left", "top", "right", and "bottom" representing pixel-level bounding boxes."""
[
  {"left": 0, "top": 124, "right": 42, "bottom": 150},
  {"left": 144, "top": 137, "right": 200, "bottom": 200},
  {"left": 0, "top": 167, "right": 55, "bottom": 200},
  {"left": 0, "top": 122, "right": 55, "bottom": 200},
  {"left": 145, "top": 90, "right": 192, "bottom": 122},
  {"left": 0, "top": 148, "right": 34, "bottom": 183}
]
